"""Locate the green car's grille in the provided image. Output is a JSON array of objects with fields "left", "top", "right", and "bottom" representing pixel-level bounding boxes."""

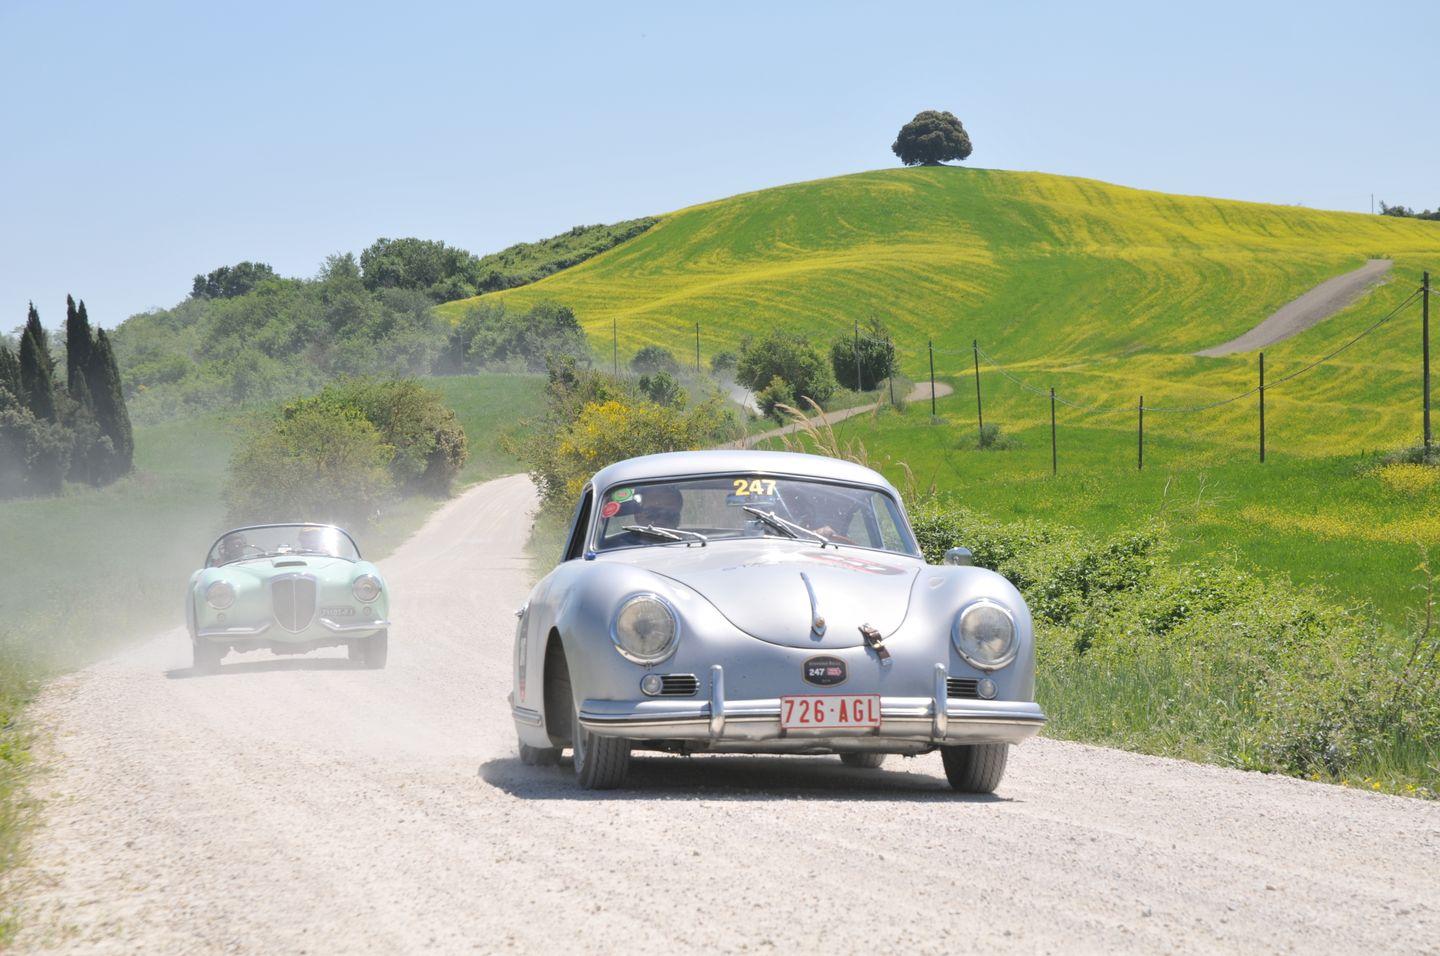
[{"left": 273, "top": 576, "right": 317, "bottom": 632}]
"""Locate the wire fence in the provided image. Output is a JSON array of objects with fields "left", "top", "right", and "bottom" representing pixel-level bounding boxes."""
[{"left": 604, "top": 272, "right": 1428, "bottom": 475}]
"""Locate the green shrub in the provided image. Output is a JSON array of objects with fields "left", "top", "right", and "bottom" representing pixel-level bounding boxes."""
[
  {"left": 735, "top": 331, "right": 836, "bottom": 407},
  {"left": 319, "top": 379, "right": 469, "bottom": 495},
  {"left": 830, "top": 318, "right": 897, "bottom": 391},
  {"left": 226, "top": 397, "right": 395, "bottom": 528},
  {"left": 911, "top": 498, "right": 1440, "bottom": 791},
  {"left": 438, "top": 301, "right": 590, "bottom": 374},
  {"left": 630, "top": 345, "right": 679, "bottom": 375},
  {"left": 637, "top": 370, "right": 685, "bottom": 407},
  {"left": 509, "top": 362, "right": 740, "bottom": 507}
]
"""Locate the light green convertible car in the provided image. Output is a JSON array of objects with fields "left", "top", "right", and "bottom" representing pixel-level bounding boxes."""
[{"left": 186, "top": 523, "right": 390, "bottom": 673}]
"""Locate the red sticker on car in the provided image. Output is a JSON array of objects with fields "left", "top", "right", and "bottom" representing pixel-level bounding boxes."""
[{"left": 601, "top": 500, "right": 621, "bottom": 518}]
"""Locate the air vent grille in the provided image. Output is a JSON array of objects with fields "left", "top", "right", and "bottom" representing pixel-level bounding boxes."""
[
  {"left": 272, "top": 577, "right": 317, "bottom": 633},
  {"left": 659, "top": 674, "right": 699, "bottom": 696},
  {"left": 947, "top": 677, "right": 979, "bottom": 699}
]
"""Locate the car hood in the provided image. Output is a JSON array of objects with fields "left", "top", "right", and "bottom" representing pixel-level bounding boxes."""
[{"left": 608, "top": 542, "right": 922, "bottom": 649}]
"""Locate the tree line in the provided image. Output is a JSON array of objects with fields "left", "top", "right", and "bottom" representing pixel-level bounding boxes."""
[{"left": 1, "top": 297, "right": 134, "bottom": 498}]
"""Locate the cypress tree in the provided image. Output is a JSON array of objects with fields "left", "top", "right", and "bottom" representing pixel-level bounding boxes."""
[
  {"left": 65, "top": 295, "right": 94, "bottom": 398},
  {"left": 0, "top": 344, "right": 20, "bottom": 400},
  {"left": 23, "top": 301, "right": 54, "bottom": 377},
  {"left": 86, "top": 328, "right": 133, "bottom": 478},
  {"left": 19, "top": 305, "right": 57, "bottom": 422}
]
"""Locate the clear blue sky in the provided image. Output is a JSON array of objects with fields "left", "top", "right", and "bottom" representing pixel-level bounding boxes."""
[{"left": 3, "top": 0, "right": 1436, "bottom": 329}]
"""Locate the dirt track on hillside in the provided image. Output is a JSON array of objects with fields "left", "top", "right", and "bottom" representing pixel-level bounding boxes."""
[
  {"left": 748, "top": 380, "right": 954, "bottom": 447},
  {"left": 1196, "top": 259, "right": 1393, "bottom": 356},
  {"left": 10, "top": 473, "right": 1440, "bottom": 953}
]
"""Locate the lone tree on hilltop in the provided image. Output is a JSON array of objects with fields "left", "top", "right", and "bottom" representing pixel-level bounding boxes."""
[{"left": 892, "top": 110, "right": 973, "bottom": 167}]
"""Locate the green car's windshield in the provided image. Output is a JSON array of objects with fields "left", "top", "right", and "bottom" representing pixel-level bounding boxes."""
[
  {"left": 207, "top": 525, "right": 360, "bottom": 566},
  {"left": 593, "top": 475, "right": 919, "bottom": 556}
]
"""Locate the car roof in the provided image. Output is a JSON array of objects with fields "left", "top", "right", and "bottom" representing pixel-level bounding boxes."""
[{"left": 589, "top": 450, "right": 901, "bottom": 497}]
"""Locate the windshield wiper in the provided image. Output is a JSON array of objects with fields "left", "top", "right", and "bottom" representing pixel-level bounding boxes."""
[
  {"left": 622, "top": 524, "right": 708, "bottom": 546},
  {"left": 741, "top": 506, "right": 831, "bottom": 548}
]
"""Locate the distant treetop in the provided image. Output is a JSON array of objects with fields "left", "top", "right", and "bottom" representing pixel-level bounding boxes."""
[
  {"left": 192, "top": 261, "right": 278, "bottom": 299},
  {"left": 892, "top": 110, "right": 973, "bottom": 167}
]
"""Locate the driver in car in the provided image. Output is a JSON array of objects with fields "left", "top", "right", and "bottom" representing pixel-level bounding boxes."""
[
  {"left": 217, "top": 532, "right": 249, "bottom": 564},
  {"left": 609, "top": 486, "right": 686, "bottom": 547}
]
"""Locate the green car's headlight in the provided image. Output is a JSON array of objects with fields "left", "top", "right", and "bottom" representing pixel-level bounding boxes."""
[
  {"left": 205, "top": 579, "right": 236, "bottom": 610},
  {"left": 952, "top": 599, "right": 1017, "bottom": 670},
  {"left": 352, "top": 574, "right": 382, "bottom": 603},
  {"left": 611, "top": 594, "right": 678, "bottom": 664}
]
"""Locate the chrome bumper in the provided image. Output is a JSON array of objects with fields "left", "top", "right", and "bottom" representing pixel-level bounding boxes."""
[
  {"left": 195, "top": 618, "right": 387, "bottom": 640},
  {"left": 571, "top": 665, "right": 1045, "bottom": 749},
  {"left": 318, "top": 616, "right": 390, "bottom": 633}
]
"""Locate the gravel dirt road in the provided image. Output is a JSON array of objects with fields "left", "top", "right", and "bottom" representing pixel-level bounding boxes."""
[
  {"left": 11, "top": 473, "right": 1440, "bottom": 953},
  {"left": 1196, "top": 259, "right": 1393, "bottom": 357}
]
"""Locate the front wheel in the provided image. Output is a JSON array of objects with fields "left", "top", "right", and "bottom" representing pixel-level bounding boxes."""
[
  {"left": 839, "top": 752, "right": 886, "bottom": 769},
  {"left": 940, "top": 743, "right": 1009, "bottom": 793},
  {"left": 519, "top": 741, "right": 562, "bottom": 766},
  {"left": 571, "top": 696, "right": 630, "bottom": 789},
  {"left": 353, "top": 630, "right": 387, "bottom": 669},
  {"left": 192, "top": 640, "right": 223, "bottom": 674}
]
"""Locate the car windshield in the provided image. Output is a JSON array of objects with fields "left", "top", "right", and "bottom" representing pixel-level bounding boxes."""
[
  {"left": 206, "top": 525, "right": 360, "bottom": 566},
  {"left": 593, "top": 475, "right": 919, "bottom": 556}
]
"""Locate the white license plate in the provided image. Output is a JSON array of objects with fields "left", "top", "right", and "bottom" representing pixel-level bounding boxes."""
[{"left": 780, "top": 694, "right": 881, "bottom": 730}]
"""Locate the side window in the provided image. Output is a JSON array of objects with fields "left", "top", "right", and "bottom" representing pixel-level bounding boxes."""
[
  {"left": 871, "top": 493, "right": 907, "bottom": 552},
  {"left": 562, "top": 486, "right": 594, "bottom": 563}
]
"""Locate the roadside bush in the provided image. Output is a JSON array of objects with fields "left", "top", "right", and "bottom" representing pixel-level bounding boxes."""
[
  {"left": 510, "top": 361, "right": 740, "bottom": 507},
  {"left": 830, "top": 319, "right": 896, "bottom": 391},
  {"left": 226, "top": 398, "right": 395, "bottom": 528},
  {"left": 637, "top": 370, "right": 685, "bottom": 407},
  {"left": 710, "top": 351, "right": 738, "bottom": 376},
  {"left": 974, "top": 422, "right": 1017, "bottom": 450},
  {"left": 756, "top": 375, "right": 792, "bottom": 422},
  {"left": 319, "top": 379, "right": 469, "bottom": 495},
  {"left": 735, "top": 331, "right": 835, "bottom": 407},
  {"left": 911, "top": 498, "right": 1440, "bottom": 792},
  {"left": 437, "top": 301, "right": 590, "bottom": 374},
  {"left": 630, "top": 345, "right": 679, "bottom": 375}
]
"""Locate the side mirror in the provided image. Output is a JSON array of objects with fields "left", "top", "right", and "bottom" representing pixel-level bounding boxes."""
[{"left": 943, "top": 546, "right": 974, "bottom": 567}]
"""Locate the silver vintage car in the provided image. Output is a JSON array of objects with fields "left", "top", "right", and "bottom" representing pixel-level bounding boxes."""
[{"left": 510, "top": 450, "right": 1045, "bottom": 790}]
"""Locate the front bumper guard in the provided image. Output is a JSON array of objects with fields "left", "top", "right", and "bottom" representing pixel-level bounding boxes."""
[
  {"left": 196, "top": 618, "right": 388, "bottom": 640},
  {"left": 572, "top": 663, "right": 1045, "bottom": 748}
]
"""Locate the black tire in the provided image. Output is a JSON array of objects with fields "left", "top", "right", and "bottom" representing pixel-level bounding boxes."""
[
  {"left": 940, "top": 743, "right": 1009, "bottom": 793},
  {"left": 192, "top": 640, "right": 223, "bottom": 675},
  {"left": 570, "top": 694, "right": 630, "bottom": 790},
  {"left": 362, "top": 630, "right": 388, "bottom": 669},
  {"left": 518, "top": 741, "right": 562, "bottom": 766},
  {"left": 840, "top": 752, "right": 886, "bottom": 769}
]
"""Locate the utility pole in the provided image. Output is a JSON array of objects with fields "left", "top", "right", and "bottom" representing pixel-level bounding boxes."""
[
  {"left": 1138, "top": 395, "right": 1144, "bottom": 470},
  {"left": 1424, "top": 271, "right": 1432, "bottom": 452},
  {"left": 854, "top": 319, "right": 862, "bottom": 392},
  {"left": 1049, "top": 387, "right": 1057, "bottom": 475},
  {"left": 928, "top": 338, "right": 936, "bottom": 416},
  {"left": 695, "top": 322, "right": 701, "bottom": 374},
  {"left": 972, "top": 339, "right": 984, "bottom": 442},
  {"left": 612, "top": 318, "right": 618, "bottom": 377},
  {"left": 887, "top": 336, "right": 895, "bottom": 407},
  {"left": 1259, "top": 352, "right": 1266, "bottom": 463}
]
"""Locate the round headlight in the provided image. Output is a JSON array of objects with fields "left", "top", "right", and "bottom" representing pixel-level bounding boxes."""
[
  {"left": 611, "top": 594, "right": 678, "bottom": 663},
  {"left": 205, "top": 579, "right": 236, "bottom": 610},
  {"left": 952, "top": 599, "right": 1018, "bottom": 670},
  {"left": 352, "top": 574, "right": 381, "bottom": 603}
]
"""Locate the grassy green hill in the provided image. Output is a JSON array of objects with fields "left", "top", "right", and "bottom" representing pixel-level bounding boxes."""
[
  {"left": 439, "top": 167, "right": 1440, "bottom": 623},
  {"left": 440, "top": 166, "right": 1439, "bottom": 454}
]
